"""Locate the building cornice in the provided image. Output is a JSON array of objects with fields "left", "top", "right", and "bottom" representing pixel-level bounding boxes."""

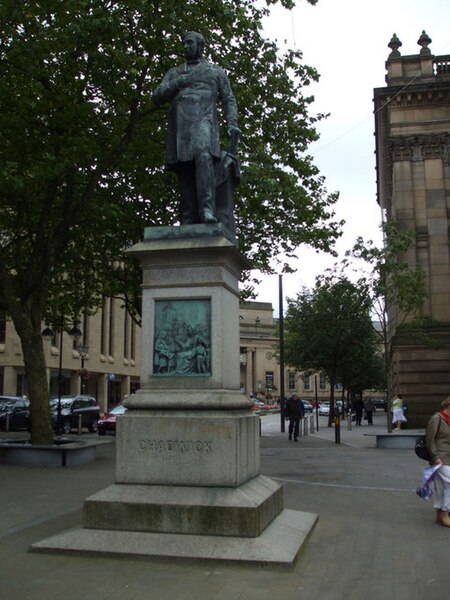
[{"left": 389, "top": 133, "right": 450, "bottom": 162}]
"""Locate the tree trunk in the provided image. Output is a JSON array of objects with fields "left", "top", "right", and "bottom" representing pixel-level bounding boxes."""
[
  {"left": 328, "top": 379, "right": 335, "bottom": 428},
  {"left": 10, "top": 304, "right": 54, "bottom": 445},
  {"left": 22, "top": 329, "right": 54, "bottom": 444}
]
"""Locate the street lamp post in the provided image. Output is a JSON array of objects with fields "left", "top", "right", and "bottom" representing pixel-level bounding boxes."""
[
  {"left": 314, "top": 374, "right": 319, "bottom": 432},
  {"left": 278, "top": 274, "right": 286, "bottom": 433},
  {"left": 77, "top": 344, "right": 89, "bottom": 394},
  {"left": 42, "top": 319, "right": 82, "bottom": 435}
]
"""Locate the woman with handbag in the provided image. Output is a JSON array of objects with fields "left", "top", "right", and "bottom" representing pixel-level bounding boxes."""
[{"left": 425, "top": 397, "right": 450, "bottom": 527}]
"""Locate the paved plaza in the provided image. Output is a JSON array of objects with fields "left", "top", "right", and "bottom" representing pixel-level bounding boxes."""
[{"left": 1, "top": 412, "right": 449, "bottom": 600}]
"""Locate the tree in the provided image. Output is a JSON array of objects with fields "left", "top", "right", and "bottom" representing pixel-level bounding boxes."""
[
  {"left": 284, "top": 278, "right": 377, "bottom": 426},
  {"left": 346, "top": 220, "right": 427, "bottom": 431},
  {"left": 0, "top": 0, "right": 339, "bottom": 444},
  {"left": 337, "top": 338, "right": 386, "bottom": 407}
]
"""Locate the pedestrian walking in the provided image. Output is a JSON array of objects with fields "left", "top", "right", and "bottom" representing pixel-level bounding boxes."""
[
  {"left": 425, "top": 397, "right": 450, "bottom": 527},
  {"left": 354, "top": 398, "right": 364, "bottom": 426},
  {"left": 364, "top": 399, "right": 375, "bottom": 426},
  {"left": 285, "top": 394, "right": 305, "bottom": 442}
]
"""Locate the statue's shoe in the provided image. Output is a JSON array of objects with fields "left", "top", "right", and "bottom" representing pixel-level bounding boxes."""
[{"left": 202, "top": 210, "right": 217, "bottom": 224}]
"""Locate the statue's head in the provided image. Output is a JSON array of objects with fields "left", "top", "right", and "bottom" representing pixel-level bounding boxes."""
[{"left": 182, "top": 31, "right": 205, "bottom": 61}]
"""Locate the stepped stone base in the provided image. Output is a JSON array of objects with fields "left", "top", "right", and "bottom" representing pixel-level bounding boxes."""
[
  {"left": 31, "top": 508, "right": 318, "bottom": 568},
  {"left": 83, "top": 475, "right": 282, "bottom": 538}
]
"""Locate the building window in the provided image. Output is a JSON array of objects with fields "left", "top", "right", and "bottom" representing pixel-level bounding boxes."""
[
  {"left": 123, "top": 312, "right": 129, "bottom": 359},
  {"left": 108, "top": 297, "right": 115, "bottom": 356},
  {"left": 49, "top": 373, "right": 70, "bottom": 397},
  {"left": 82, "top": 311, "right": 89, "bottom": 348},
  {"left": 16, "top": 373, "right": 29, "bottom": 397},
  {"left": 319, "top": 372, "right": 327, "bottom": 390},
  {"left": 288, "top": 371, "right": 296, "bottom": 391},
  {"left": 130, "top": 318, "right": 136, "bottom": 361},
  {"left": 100, "top": 298, "right": 107, "bottom": 355},
  {"left": 72, "top": 318, "right": 82, "bottom": 350},
  {"left": 303, "top": 374, "right": 311, "bottom": 391}
]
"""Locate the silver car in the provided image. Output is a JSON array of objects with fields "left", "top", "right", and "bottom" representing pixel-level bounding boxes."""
[{"left": 318, "top": 402, "right": 330, "bottom": 416}]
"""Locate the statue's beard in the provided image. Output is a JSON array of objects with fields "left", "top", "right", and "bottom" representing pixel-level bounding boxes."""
[{"left": 185, "top": 47, "right": 202, "bottom": 63}]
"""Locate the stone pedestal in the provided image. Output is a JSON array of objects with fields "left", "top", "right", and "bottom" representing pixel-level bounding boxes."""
[
  {"left": 115, "top": 409, "right": 259, "bottom": 487},
  {"left": 31, "top": 225, "right": 317, "bottom": 567}
]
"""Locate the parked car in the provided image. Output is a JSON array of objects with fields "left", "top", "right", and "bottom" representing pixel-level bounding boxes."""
[
  {"left": 302, "top": 400, "right": 313, "bottom": 413},
  {"left": 0, "top": 396, "right": 30, "bottom": 431},
  {"left": 49, "top": 395, "right": 100, "bottom": 434},
  {"left": 318, "top": 402, "right": 330, "bottom": 416},
  {"left": 371, "top": 398, "right": 387, "bottom": 412},
  {"left": 98, "top": 404, "right": 127, "bottom": 436}
]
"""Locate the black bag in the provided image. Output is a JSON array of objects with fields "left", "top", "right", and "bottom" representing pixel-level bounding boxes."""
[
  {"left": 414, "top": 436, "right": 430, "bottom": 461},
  {"left": 415, "top": 415, "right": 442, "bottom": 461}
]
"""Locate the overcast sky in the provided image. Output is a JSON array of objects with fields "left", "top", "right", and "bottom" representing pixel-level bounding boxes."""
[{"left": 251, "top": 0, "right": 450, "bottom": 315}]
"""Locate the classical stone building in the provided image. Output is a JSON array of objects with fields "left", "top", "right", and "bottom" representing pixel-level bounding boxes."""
[
  {"left": 374, "top": 32, "right": 450, "bottom": 426},
  {"left": 0, "top": 299, "right": 141, "bottom": 414}
]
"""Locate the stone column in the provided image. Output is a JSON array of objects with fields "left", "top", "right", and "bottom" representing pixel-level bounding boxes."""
[
  {"left": 97, "top": 373, "right": 108, "bottom": 414},
  {"left": 245, "top": 348, "right": 253, "bottom": 395}
]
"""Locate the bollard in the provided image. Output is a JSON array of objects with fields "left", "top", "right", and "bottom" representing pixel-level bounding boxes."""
[
  {"left": 310, "top": 415, "right": 315, "bottom": 433},
  {"left": 335, "top": 412, "right": 341, "bottom": 444},
  {"left": 77, "top": 414, "right": 82, "bottom": 435},
  {"left": 5, "top": 413, "right": 10, "bottom": 432},
  {"left": 304, "top": 417, "right": 308, "bottom": 436}
]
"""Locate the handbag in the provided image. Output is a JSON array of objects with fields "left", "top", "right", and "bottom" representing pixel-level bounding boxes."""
[
  {"left": 415, "top": 416, "right": 442, "bottom": 461},
  {"left": 414, "top": 436, "right": 429, "bottom": 461}
]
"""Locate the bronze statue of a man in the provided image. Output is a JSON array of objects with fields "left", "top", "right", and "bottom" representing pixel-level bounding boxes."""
[{"left": 153, "top": 32, "right": 240, "bottom": 225}]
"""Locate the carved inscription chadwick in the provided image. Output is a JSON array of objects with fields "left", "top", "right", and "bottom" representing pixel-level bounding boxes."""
[{"left": 138, "top": 439, "right": 213, "bottom": 453}]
